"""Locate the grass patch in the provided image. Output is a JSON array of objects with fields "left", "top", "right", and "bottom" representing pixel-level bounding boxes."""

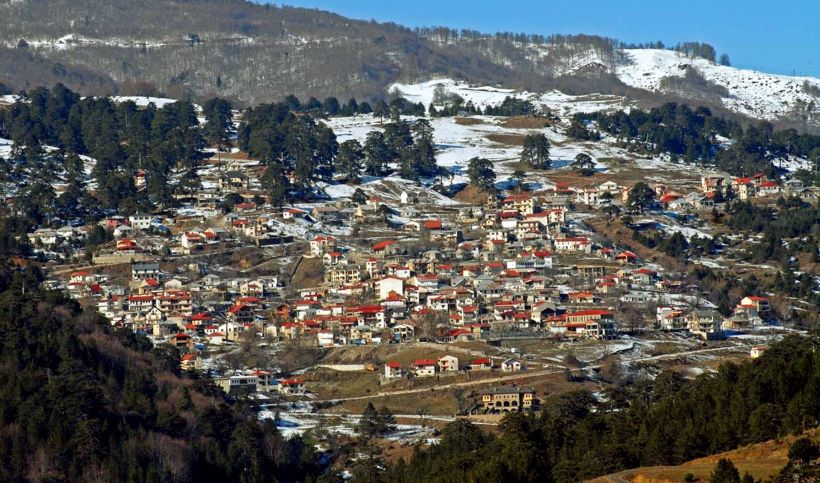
[
  {"left": 454, "top": 117, "right": 485, "bottom": 126},
  {"left": 486, "top": 133, "right": 527, "bottom": 146},
  {"left": 499, "top": 115, "right": 551, "bottom": 129},
  {"left": 289, "top": 256, "right": 325, "bottom": 289},
  {"left": 453, "top": 184, "right": 490, "bottom": 204}
]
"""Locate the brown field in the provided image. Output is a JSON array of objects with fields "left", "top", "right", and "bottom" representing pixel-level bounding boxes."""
[
  {"left": 590, "top": 429, "right": 820, "bottom": 483},
  {"left": 289, "top": 256, "right": 325, "bottom": 289},
  {"left": 486, "top": 133, "right": 527, "bottom": 146},
  {"left": 499, "top": 115, "right": 551, "bottom": 129},
  {"left": 453, "top": 184, "right": 490, "bottom": 204},
  {"left": 454, "top": 117, "right": 486, "bottom": 126}
]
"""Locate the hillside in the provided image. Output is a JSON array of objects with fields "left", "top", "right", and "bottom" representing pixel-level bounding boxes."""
[
  {"left": 590, "top": 429, "right": 820, "bottom": 483},
  {"left": 1, "top": 0, "right": 819, "bottom": 129},
  {"left": 392, "top": 49, "right": 820, "bottom": 125},
  {"left": 0, "top": 264, "right": 321, "bottom": 482}
]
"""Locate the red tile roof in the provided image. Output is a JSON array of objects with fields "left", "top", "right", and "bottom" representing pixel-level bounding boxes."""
[
  {"left": 372, "top": 240, "right": 397, "bottom": 251},
  {"left": 423, "top": 219, "right": 442, "bottom": 230}
]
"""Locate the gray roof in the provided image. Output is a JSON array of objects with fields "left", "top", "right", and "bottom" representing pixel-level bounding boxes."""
[{"left": 482, "top": 386, "right": 534, "bottom": 395}]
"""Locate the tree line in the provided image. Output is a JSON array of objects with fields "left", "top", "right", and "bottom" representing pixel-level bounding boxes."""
[
  {"left": 0, "top": 84, "right": 234, "bottom": 224},
  {"left": 572, "top": 103, "right": 820, "bottom": 177}
]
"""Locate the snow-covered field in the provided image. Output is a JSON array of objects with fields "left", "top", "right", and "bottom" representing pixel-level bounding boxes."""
[
  {"left": 323, "top": 113, "right": 682, "bottom": 202},
  {"left": 391, "top": 78, "right": 632, "bottom": 118},
  {"left": 110, "top": 96, "right": 179, "bottom": 108},
  {"left": 258, "top": 406, "right": 438, "bottom": 443}
]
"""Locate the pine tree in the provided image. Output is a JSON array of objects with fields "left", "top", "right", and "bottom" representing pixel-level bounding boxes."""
[
  {"left": 520, "top": 133, "right": 550, "bottom": 169},
  {"left": 364, "top": 131, "right": 390, "bottom": 176},
  {"left": 373, "top": 100, "right": 388, "bottom": 121},
  {"left": 261, "top": 160, "right": 289, "bottom": 207},
  {"left": 337, "top": 140, "right": 364, "bottom": 183},
  {"left": 627, "top": 182, "right": 656, "bottom": 214},
  {"left": 358, "top": 402, "right": 381, "bottom": 439},
  {"left": 573, "top": 152, "right": 595, "bottom": 176},
  {"left": 467, "top": 157, "right": 496, "bottom": 191},
  {"left": 202, "top": 97, "right": 233, "bottom": 151},
  {"left": 710, "top": 458, "right": 740, "bottom": 483}
]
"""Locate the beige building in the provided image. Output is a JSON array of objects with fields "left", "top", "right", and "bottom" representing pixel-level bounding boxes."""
[
  {"left": 479, "top": 386, "right": 537, "bottom": 413},
  {"left": 325, "top": 267, "right": 361, "bottom": 287},
  {"left": 438, "top": 355, "right": 459, "bottom": 373}
]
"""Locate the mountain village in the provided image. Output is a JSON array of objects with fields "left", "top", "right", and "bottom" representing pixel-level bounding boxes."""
[{"left": 26, "top": 102, "right": 810, "bottom": 428}]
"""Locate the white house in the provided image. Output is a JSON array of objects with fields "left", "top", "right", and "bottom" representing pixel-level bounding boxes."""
[
  {"left": 384, "top": 361, "right": 403, "bottom": 379},
  {"left": 554, "top": 237, "right": 591, "bottom": 253},
  {"left": 413, "top": 359, "right": 437, "bottom": 377},
  {"left": 501, "top": 359, "right": 523, "bottom": 372},
  {"left": 377, "top": 276, "right": 404, "bottom": 300},
  {"left": 438, "top": 355, "right": 459, "bottom": 373},
  {"left": 129, "top": 213, "right": 155, "bottom": 231}
]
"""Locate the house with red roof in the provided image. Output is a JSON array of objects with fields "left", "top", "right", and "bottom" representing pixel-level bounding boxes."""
[
  {"left": 554, "top": 237, "right": 591, "bottom": 253},
  {"left": 116, "top": 238, "right": 138, "bottom": 251},
  {"left": 384, "top": 361, "right": 403, "bottom": 379},
  {"left": 423, "top": 219, "right": 443, "bottom": 231},
  {"left": 469, "top": 358, "right": 493, "bottom": 371},
  {"left": 278, "top": 378, "right": 306, "bottom": 395},
  {"left": 736, "top": 295, "right": 772, "bottom": 320},
  {"left": 615, "top": 250, "right": 638, "bottom": 264},
  {"left": 757, "top": 180, "right": 780, "bottom": 197},
  {"left": 310, "top": 235, "right": 336, "bottom": 256},
  {"left": 502, "top": 193, "right": 535, "bottom": 214},
  {"left": 372, "top": 239, "right": 399, "bottom": 256},
  {"left": 732, "top": 177, "right": 756, "bottom": 200},
  {"left": 414, "top": 359, "right": 437, "bottom": 377},
  {"left": 69, "top": 271, "right": 93, "bottom": 285},
  {"left": 180, "top": 353, "right": 200, "bottom": 371},
  {"left": 283, "top": 208, "right": 308, "bottom": 220}
]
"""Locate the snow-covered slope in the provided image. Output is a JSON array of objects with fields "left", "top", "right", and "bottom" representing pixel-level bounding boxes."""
[
  {"left": 391, "top": 79, "right": 632, "bottom": 118},
  {"left": 393, "top": 49, "right": 820, "bottom": 123},
  {"left": 615, "top": 49, "right": 820, "bottom": 122}
]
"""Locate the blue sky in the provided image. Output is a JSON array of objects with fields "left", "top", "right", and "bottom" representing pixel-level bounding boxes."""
[{"left": 268, "top": 1, "right": 819, "bottom": 77}]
